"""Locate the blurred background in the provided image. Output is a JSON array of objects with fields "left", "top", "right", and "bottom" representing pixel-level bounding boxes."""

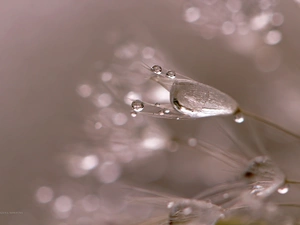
[{"left": 1, "top": 0, "right": 300, "bottom": 224}]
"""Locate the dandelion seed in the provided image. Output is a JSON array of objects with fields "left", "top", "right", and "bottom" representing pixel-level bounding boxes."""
[
  {"left": 128, "top": 188, "right": 224, "bottom": 225},
  {"left": 131, "top": 64, "right": 300, "bottom": 139}
]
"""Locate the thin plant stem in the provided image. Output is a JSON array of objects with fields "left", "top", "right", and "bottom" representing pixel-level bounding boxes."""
[{"left": 241, "top": 109, "right": 300, "bottom": 140}]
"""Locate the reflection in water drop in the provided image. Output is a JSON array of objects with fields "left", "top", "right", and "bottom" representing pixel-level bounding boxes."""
[
  {"left": 277, "top": 184, "right": 289, "bottom": 194},
  {"left": 234, "top": 112, "right": 244, "bottom": 123},
  {"left": 35, "top": 186, "right": 54, "bottom": 204},
  {"left": 184, "top": 7, "right": 200, "bottom": 23},
  {"left": 151, "top": 65, "right": 162, "bottom": 74},
  {"left": 166, "top": 70, "right": 176, "bottom": 79},
  {"left": 131, "top": 100, "right": 144, "bottom": 112}
]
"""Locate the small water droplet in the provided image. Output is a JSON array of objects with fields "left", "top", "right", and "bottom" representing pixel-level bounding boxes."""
[
  {"left": 164, "top": 109, "right": 170, "bottom": 114},
  {"left": 131, "top": 111, "right": 137, "bottom": 117},
  {"left": 159, "top": 110, "right": 164, "bottom": 116},
  {"left": 166, "top": 70, "right": 176, "bottom": 79},
  {"left": 277, "top": 184, "right": 289, "bottom": 194},
  {"left": 151, "top": 65, "right": 162, "bottom": 74},
  {"left": 155, "top": 102, "right": 160, "bottom": 107},
  {"left": 176, "top": 117, "right": 180, "bottom": 120},
  {"left": 234, "top": 112, "right": 244, "bottom": 123},
  {"left": 131, "top": 100, "right": 144, "bottom": 112}
]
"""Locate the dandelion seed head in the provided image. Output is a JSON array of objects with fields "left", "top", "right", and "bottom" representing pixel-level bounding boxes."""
[{"left": 169, "top": 199, "right": 224, "bottom": 225}]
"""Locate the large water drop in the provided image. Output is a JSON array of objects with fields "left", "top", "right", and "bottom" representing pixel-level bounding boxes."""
[
  {"left": 170, "top": 80, "right": 238, "bottom": 118},
  {"left": 131, "top": 100, "right": 144, "bottom": 112}
]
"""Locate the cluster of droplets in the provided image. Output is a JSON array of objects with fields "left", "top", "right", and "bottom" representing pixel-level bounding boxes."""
[{"left": 131, "top": 64, "right": 245, "bottom": 123}]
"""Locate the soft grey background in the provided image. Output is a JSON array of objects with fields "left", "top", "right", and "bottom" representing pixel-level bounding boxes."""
[{"left": 1, "top": 0, "right": 300, "bottom": 224}]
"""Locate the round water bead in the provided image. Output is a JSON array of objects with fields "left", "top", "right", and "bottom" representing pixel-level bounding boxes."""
[
  {"left": 277, "top": 184, "right": 289, "bottom": 194},
  {"left": 131, "top": 100, "right": 144, "bottom": 112},
  {"left": 131, "top": 111, "right": 137, "bottom": 117},
  {"left": 170, "top": 80, "right": 239, "bottom": 118},
  {"left": 169, "top": 199, "right": 224, "bottom": 225},
  {"left": 166, "top": 70, "right": 176, "bottom": 79},
  {"left": 234, "top": 111, "right": 245, "bottom": 123},
  {"left": 151, "top": 65, "right": 162, "bottom": 74}
]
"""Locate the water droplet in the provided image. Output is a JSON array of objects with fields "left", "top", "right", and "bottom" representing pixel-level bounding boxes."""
[
  {"left": 159, "top": 110, "right": 164, "bottom": 116},
  {"left": 151, "top": 65, "right": 162, "bottom": 74},
  {"left": 131, "top": 100, "right": 144, "bottom": 112},
  {"left": 166, "top": 70, "right": 176, "bottom": 79},
  {"left": 164, "top": 109, "right": 170, "bottom": 114},
  {"left": 277, "top": 184, "right": 289, "bottom": 194},
  {"left": 155, "top": 102, "right": 160, "bottom": 107},
  {"left": 234, "top": 112, "right": 244, "bottom": 123},
  {"left": 170, "top": 80, "right": 238, "bottom": 118},
  {"left": 131, "top": 111, "right": 137, "bottom": 117}
]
